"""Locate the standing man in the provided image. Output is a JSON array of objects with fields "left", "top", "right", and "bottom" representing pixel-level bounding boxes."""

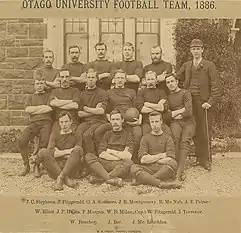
[
  {"left": 143, "top": 45, "right": 172, "bottom": 93},
  {"left": 76, "top": 68, "right": 108, "bottom": 154},
  {"left": 165, "top": 74, "right": 195, "bottom": 180},
  {"left": 130, "top": 112, "right": 181, "bottom": 189},
  {"left": 18, "top": 75, "right": 53, "bottom": 177},
  {"left": 85, "top": 109, "right": 134, "bottom": 187},
  {"left": 38, "top": 111, "right": 84, "bottom": 191},
  {"left": 34, "top": 49, "right": 60, "bottom": 89},
  {"left": 113, "top": 42, "right": 143, "bottom": 93},
  {"left": 49, "top": 68, "right": 80, "bottom": 133},
  {"left": 84, "top": 42, "right": 113, "bottom": 90},
  {"left": 61, "top": 45, "right": 86, "bottom": 92},
  {"left": 177, "top": 39, "right": 221, "bottom": 170},
  {"left": 136, "top": 70, "right": 172, "bottom": 136}
]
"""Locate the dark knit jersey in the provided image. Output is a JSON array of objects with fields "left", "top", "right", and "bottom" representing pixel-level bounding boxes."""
[
  {"left": 136, "top": 87, "right": 168, "bottom": 123},
  {"left": 138, "top": 133, "right": 175, "bottom": 159},
  {"left": 98, "top": 129, "right": 134, "bottom": 155},
  {"left": 107, "top": 87, "right": 136, "bottom": 114},
  {"left": 166, "top": 89, "right": 193, "bottom": 122},
  {"left": 49, "top": 87, "right": 80, "bottom": 122},
  {"left": 113, "top": 60, "right": 143, "bottom": 92},
  {"left": 61, "top": 62, "right": 85, "bottom": 91},
  {"left": 47, "top": 130, "right": 80, "bottom": 151},
  {"left": 34, "top": 67, "right": 58, "bottom": 82},
  {"left": 143, "top": 61, "right": 172, "bottom": 91},
  {"left": 25, "top": 90, "right": 52, "bottom": 123},
  {"left": 79, "top": 87, "right": 108, "bottom": 123},
  {"left": 84, "top": 59, "right": 113, "bottom": 90}
]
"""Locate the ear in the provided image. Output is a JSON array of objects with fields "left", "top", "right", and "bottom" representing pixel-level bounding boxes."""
[{"left": 121, "top": 118, "right": 124, "bottom": 123}]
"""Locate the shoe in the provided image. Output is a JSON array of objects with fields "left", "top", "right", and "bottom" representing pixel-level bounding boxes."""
[
  {"left": 106, "top": 178, "right": 123, "bottom": 187},
  {"left": 202, "top": 162, "right": 211, "bottom": 171},
  {"left": 52, "top": 178, "right": 64, "bottom": 191},
  {"left": 18, "top": 164, "right": 30, "bottom": 176},
  {"left": 158, "top": 180, "right": 182, "bottom": 189},
  {"left": 130, "top": 179, "right": 139, "bottom": 186},
  {"left": 190, "top": 160, "right": 201, "bottom": 166},
  {"left": 33, "top": 164, "right": 41, "bottom": 178},
  {"left": 89, "top": 175, "right": 104, "bottom": 184},
  {"left": 64, "top": 177, "right": 78, "bottom": 189}
]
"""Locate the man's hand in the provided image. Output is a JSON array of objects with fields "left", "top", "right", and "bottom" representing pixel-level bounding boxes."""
[
  {"left": 96, "top": 102, "right": 103, "bottom": 108},
  {"left": 157, "top": 71, "right": 167, "bottom": 82},
  {"left": 83, "top": 106, "right": 89, "bottom": 112},
  {"left": 202, "top": 102, "right": 211, "bottom": 110},
  {"left": 174, "top": 114, "right": 183, "bottom": 120}
]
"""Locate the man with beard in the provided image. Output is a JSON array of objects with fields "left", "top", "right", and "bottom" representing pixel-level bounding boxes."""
[
  {"left": 61, "top": 45, "right": 86, "bottom": 92},
  {"left": 136, "top": 71, "right": 172, "bottom": 136},
  {"left": 177, "top": 39, "right": 221, "bottom": 171},
  {"left": 94, "top": 69, "right": 142, "bottom": 162},
  {"left": 130, "top": 112, "right": 182, "bottom": 189},
  {"left": 38, "top": 111, "right": 84, "bottom": 191},
  {"left": 49, "top": 68, "right": 80, "bottom": 133},
  {"left": 143, "top": 45, "right": 172, "bottom": 93},
  {"left": 34, "top": 50, "right": 60, "bottom": 89},
  {"left": 84, "top": 42, "right": 113, "bottom": 90},
  {"left": 76, "top": 68, "right": 108, "bottom": 154},
  {"left": 112, "top": 42, "right": 143, "bottom": 93},
  {"left": 85, "top": 109, "right": 134, "bottom": 187},
  {"left": 165, "top": 74, "right": 195, "bottom": 181}
]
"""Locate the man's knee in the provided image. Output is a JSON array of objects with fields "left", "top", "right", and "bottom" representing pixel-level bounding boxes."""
[
  {"left": 165, "top": 157, "right": 178, "bottom": 171},
  {"left": 38, "top": 148, "right": 49, "bottom": 161},
  {"left": 121, "top": 158, "right": 134, "bottom": 168},
  {"left": 130, "top": 164, "right": 143, "bottom": 177},
  {"left": 72, "top": 146, "right": 84, "bottom": 156},
  {"left": 85, "top": 153, "right": 98, "bottom": 165}
]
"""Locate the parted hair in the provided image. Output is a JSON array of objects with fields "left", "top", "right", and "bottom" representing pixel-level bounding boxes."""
[
  {"left": 58, "top": 111, "right": 73, "bottom": 120},
  {"left": 43, "top": 49, "right": 54, "bottom": 57},
  {"left": 149, "top": 111, "right": 163, "bottom": 121},
  {"left": 110, "top": 109, "right": 124, "bottom": 119},
  {"left": 145, "top": 70, "right": 157, "bottom": 78},
  {"left": 95, "top": 42, "right": 107, "bottom": 50},
  {"left": 68, "top": 45, "right": 81, "bottom": 53},
  {"left": 114, "top": 69, "right": 126, "bottom": 78},
  {"left": 165, "top": 73, "right": 178, "bottom": 80},
  {"left": 123, "top": 42, "right": 134, "bottom": 51}
]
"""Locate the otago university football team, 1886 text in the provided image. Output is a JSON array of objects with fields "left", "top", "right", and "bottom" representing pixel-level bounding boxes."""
[{"left": 16, "top": 32, "right": 221, "bottom": 191}]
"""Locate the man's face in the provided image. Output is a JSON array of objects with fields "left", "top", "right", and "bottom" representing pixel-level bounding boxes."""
[
  {"left": 86, "top": 71, "right": 97, "bottom": 88},
  {"left": 190, "top": 46, "right": 204, "bottom": 59},
  {"left": 151, "top": 47, "right": 162, "bottom": 63},
  {"left": 43, "top": 52, "right": 54, "bottom": 67},
  {"left": 96, "top": 45, "right": 107, "bottom": 59},
  {"left": 145, "top": 73, "right": 157, "bottom": 88},
  {"left": 34, "top": 79, "right": 46, "bottom": 93},
  {"left": 165, "top": 76, "right": 178, "bottom": 92},
  {"left": 69, "top": 47, "right": 80, "bottom": 63},
  {"left": 110, "top": 113, "right": 123, "bottom": 131},
  {"left": 59, "top": 115, "right": 72, "bottom": 132},
  {"left": 114, "top": 72, "right": 126, "bottom": 88},
  {"left": 59, "top": 70, "right": 70, "bottom": 88},
  {"left": 123, "top": 45, "right": 134, "bottom": 60},
  {"left": 149, "top": 115, "right": 162, "bottom": 133}
]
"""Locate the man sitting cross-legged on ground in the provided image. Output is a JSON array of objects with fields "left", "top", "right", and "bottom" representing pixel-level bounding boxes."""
[
  {"left": 18, "top": 75, "right": 53, "bottom": 177},
  {"left": 131, "top": 112, "right": 182, "bottom": 189},
  {"left": 85, "top": 109, "right": 134, "bottom": 187},
  {"left": 164, "top": 74, "right": 195, "bottom": 181},
  {"left": 38, "top": 111, "right": 84, "bottom": 191},
  {"left": 76, "top": 68, "right": 108, "bottom": 154}
]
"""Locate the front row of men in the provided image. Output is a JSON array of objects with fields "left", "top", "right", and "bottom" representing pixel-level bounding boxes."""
[{"left": 18, "top": 68, "right": 195, "bottom": 190}]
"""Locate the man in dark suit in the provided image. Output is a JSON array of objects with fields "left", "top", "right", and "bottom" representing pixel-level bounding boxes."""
[{"left": 177, "top": 39, "right": 221, "bottom": 171}]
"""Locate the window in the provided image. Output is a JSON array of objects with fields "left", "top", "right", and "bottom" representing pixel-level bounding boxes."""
[{"left": 64, "top": 18, "right": 89, "bottom": 63}]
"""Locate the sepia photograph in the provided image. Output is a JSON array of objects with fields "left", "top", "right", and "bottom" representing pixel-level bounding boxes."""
[{"left": 0, "top": 18, "right": 241, "bottom": 197}]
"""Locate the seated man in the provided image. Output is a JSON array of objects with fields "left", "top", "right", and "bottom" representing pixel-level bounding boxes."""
[
  {"left": 38, "top": 111, "right": 84, "bottom": 191},
  {"left": 18, "top": 75, "right": 53, "bottom": 177},
  {"left": 85, "top": 109, "right": 134, "bottom": 187},
  {"left": 165, "top": 74, "right": 195, "bottom": 181},
  {"left": 131, "top": 112, "right": 182, "bottom": 189}
]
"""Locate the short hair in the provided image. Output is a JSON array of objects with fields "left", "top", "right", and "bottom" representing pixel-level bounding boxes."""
[
  {"left": 43, "top": 49, "right": 54, "bottom": 57},
  {"left": 165, "top": 73, "right": 178, "bottom": 80},
  {"left": 123, "top": 42, "right": 134, "bottom": 51},
  {"left": 34, "top": 75, "right": 46, "bottom": 82},
  {"left": 149, "top": 111, "right": 163, "bottom": 121},
  {"left": 59, "top": 68, "right": 70, "bottom": 76},
  {"left": 95, "top": 42, "right": 107, "bottom": 50},
  {"left": 85, "top": 68, "right": 97, "bottom": 76},
  {"left": 110, "top": 109, "right": 123, "bottom": 119},
  {"left": 58, "top": 111, "right": 72, "bottom": 121},
  {"left": 68, "top": 45, "right": 80, "bottom": 53},
  {"left": 145, "top": 70, "right": 157, "bottom": 79},
  {"left": 151, "top": 45, "right": 162, "bottom": 52},
  {"left": 114, "top": 69, "right": 126, "bottom": 78}
]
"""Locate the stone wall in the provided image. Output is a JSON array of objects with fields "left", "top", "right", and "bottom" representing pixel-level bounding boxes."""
[{"left": 0, "top": 18, "right": 46, "bottom": 126}]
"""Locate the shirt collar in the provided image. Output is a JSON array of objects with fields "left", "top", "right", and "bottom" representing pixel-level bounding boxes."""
[
  {"left": 35, "top": 90, "right": 46, "bottom": 94},
  {"left": 60, "top": 129, "right": 73, "bottom": 135}
]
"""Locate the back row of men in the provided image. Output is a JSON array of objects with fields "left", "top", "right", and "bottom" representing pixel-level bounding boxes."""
[{"left": 18, "top": 39, "right": 221, "bottom": 191}]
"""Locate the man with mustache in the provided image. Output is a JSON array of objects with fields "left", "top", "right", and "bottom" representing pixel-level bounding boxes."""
[
  {"left": 112, "top": 42, "right": 143, "bottom": 93},
  {"left": 85, "top": 109, "right": 134, "bottom": 187},
  {"left": 143, "top": 45, "right": 172, "bottom": 93},
  {"left": 76, "top": 68, "right": 108, "bottom": 154},
  {"left": 49, "top": 68, "right": 81, "bottom": 133},
  {"left": 130, "top": 112, "right": 182, "bottom": 189},
  {"left": 136, "top": 71, "right": 172, "bottom": 136},
  {"left": 84, "top": 42, "right": 113, "bottom": 90},
  {"left": 61, "top": 45, "right": 86, "bottom": 92},
  {"left": 34, "top": 49, "right": 60, "bottom": 89}
]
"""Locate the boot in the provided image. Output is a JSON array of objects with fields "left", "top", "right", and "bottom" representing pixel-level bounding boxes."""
[
  {"left": 130, "top": 178, "right": 139, "bottom": 186},
  {"left": 52, "top": 176, "right": 64, "bottom": 191},
  {"left": 33, "top": 164, "right": 41, "bottom": 178},
  {"left": 106, "top": 177, "right": 123, "bottom": 187},
  {"left": 19, "top": 164, "right": 30, "bottom": 177},
  {"left": 89, "top": 175, "right": 104, "bottom": 184},
  {"left": 64, "top": 176, "right": 78, "bottom": 189},
  {"left": 158, "top": 180, "right": 182, "bottom": 189}
]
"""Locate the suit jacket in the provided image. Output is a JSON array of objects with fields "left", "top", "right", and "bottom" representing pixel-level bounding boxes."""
[{"left": 177, "top": 58, "right": 221, "bottom": 105}]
